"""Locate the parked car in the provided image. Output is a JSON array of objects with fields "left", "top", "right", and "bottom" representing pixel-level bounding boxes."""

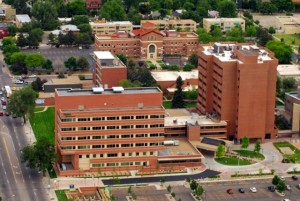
[
  {"left": 238, "top": 188, "right": 245, "bottom": 193},
  {"left": 2, "top": 105, "right": 6, "bottom": 110},
  {"left": 227, "top": 189, "right": 233, "bottom": 194},
  {"left": 2, "top": 100, "right": 6, "bottom": 105},
  {"left": 0, "top": 110, "right": 3, "bottom": 116},
  {"left": 1, "top": 97, "right": 5, "bottom": 101},
  {"left": 0, "top": 90, "right": 2, "bottom": 95},
  {"left": 280, "top": 176, "right": 285, "bottom": 181},
  {"left": 5, "top": 111, "right": 10, "bottom": 116},
  {"left": 286, "top": 184, "right": 291, "bottom": 191},
  {"left": 250, "top": 187, "right": 257, "bottom": 193},
  {"left": 281, "top": 199, "right": 291, "bottom": 201},
  {"left": 15, "top": 79, "right": 24, "bottom": 84},
  {"left": 268, "top": 185, "right": 275, "bottom": 192},
  {"left": 29, "top": 74, "right": 36, "bottom": 78},
  {"left": 297, "top": 184, "right": 300, "bottom": 190},
  {"left": 292, "top": 175, "right": 298, "bottom": 181}
]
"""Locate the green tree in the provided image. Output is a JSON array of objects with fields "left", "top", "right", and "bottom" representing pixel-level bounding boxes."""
[
  {"left": 256, "top": 27, "right": 273, "bottom": 46},
  {"left": 116, "top": 54, "right": 127, "bottom": 65},
  {"left": 259, "top": 2, "right": 278, "bottom": 14},
  {"left": 226, "top": 25, "right": 245, "bottom": 42},
  {"left": 29, "top": 28, "right": 44, "bottom": 42},
  {"left": 268, "top": 26, "right": 276, "bottom": 34},
  {"left": 42, "top": 59, "right": 53, "bottom": 70},
  {"left": 245, "top": 25, "right": 257, "bottom": 37},
  {"left": 78, "top": 24, "right": 92, "bottom": 33},
  {"left": 282, "top": 77, "right": 296, "bottom": 90},
  {"left": 3, "top": 44, "right": 20, "bottom": 54},
  {"left": 21, "top": 136, "right": 57, "bottom": 176},
  {"left": 119, "top": 80, "right": 142, "bottom": 88},
  {"left": 64, "top": 56, "right": 77, "bottom": 71},
  {"left": 189, "top": 180, "right": 198, "bottom": 191},
  {"left": 7, "top": 25, "right": 18, "bottom": 36},
  {"left": 188, "top": 53, "right": 198, "bottom": 68},
  {"left": 276, "top": 180, "right": 285, "bottom": 193},
  {"left": 241, "top": 136, "right": 250, "bottom": 148},
  {"left": 266, "top": 40, "right": 292, "bottom": 64},
  {"left": 194, "top": 185, "right": 204, "bottom": 197},
  {"left": 127, "top": 7, "right": 142, "bottom": 25},
  {"left": 218, "top": 0, "right": 237, "bottom": 17},
  {"left": 10, "top": 52, "right": 27, "bottom": 65},
  {"left": 197, "top": 28, "right": 214, "bottom": 43},
  {"left": 167, "top": 185, "right": 172, "bottom": 193},
  {"left": 171, "top": 76, "right": 185, "bottom": 108},
  {"left": 183, "top": 64, "right": 194, "bottom": 71},
  {"left": 210, "top": 26, "right": 222, "bottom": 40},
  {"left": 16, "top": 33, "right": 28, "bottom": 48},
  {"left": 77, "top": 56, "right": 90, "bottom": 70},
  {"left": 31, "top": 77, "right": 47, "bottom": 92},
  {"left": 75, "top": 33, "right": 92, "bottom": 45},
  {"left": 185, "top": 87, "right": 198, "bottom": 100},
  {"left": 71, "top": 15, "right": 89, "bottom": 26},
  {"left": 66, "top": 0, "right": 87, "bottom": 16},
  {"left": 2, "top": 37, "right": 16, "bottom": 48},
  {"left": 272, "top": 175, "right": 280, "bottom": 185},
  {"left": 99, "top": 0, "right": 127, "bottom": 21},
  {"left": 32, "top": 0, "right": 59, "bottom": 30},
  {"left": 216, "top": 144, "right": 225, "bottom": 157},
  {"left": 271, "top": 0, "right": 294, "bottom": 12},
  {"left": 7, "top": 87, "right": 37, "bottom": 123},
  {"left": 254, "top": 140, "right": 261, "bottom": 152},
  {"left": 25, "top": 53, "right": 46, "bottom": 72}
]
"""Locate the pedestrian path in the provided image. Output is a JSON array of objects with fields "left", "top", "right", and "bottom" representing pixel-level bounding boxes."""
[{"left": 34, "top": 106, "right": 49, "bottom": 113}]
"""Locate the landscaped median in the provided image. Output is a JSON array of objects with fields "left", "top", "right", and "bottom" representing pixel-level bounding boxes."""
[{"left": 273, "top": 141, "right": 300, "bottom": 163}]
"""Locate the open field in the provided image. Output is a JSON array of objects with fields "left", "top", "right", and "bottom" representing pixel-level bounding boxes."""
[
  {"left": 215, "top": 157, "right": 253, "bottom": 166},
  {"left": 273, "top": 141, "right": 300, "bottom": 163},
  {"left": 274, "top": 34, "right": 300, "bottom": 46}
]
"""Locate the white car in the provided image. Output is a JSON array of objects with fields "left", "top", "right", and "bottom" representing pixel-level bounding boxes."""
[
  {"left": 250, "top": 187, "right": 257, "bottom": 193},
  {"left": 15, "top": 80, "right": 24, "bottom": 84},
  {"left": 280, "top": 176, "right": 285, "bottom": 181},
  {"left": 29, "top": 74, "right": 36, "bottom": 78},
  {"left": 2, "top": 105, "right": 6, "bottom": 110},
  {"left": 282, "top": 199, "right": 291, "bottom": 201}
]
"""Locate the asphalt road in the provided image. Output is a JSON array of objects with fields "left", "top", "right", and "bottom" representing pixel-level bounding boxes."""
[
  {"left": 102, "top": 169, "right": 220, "bottom": 185},
  {"left": 0, "top": 58, "right": 48, "bottom": 201}
]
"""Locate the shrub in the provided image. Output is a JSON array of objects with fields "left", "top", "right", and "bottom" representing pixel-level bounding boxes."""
[{"left": 78, "top": 74, "right": 85, "bottom": 80}]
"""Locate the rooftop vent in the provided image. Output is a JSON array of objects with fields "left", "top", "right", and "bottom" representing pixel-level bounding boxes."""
[
  {"left": 92, "top": 87, "right": 104, "bottom": 94},
  {"left": 112, "top": 86, "right": 124, "bottom": 93}
]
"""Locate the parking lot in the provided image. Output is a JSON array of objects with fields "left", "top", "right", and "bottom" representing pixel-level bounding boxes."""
[{"left": 22, "top": 46, "right": 95, "bottom": 72}]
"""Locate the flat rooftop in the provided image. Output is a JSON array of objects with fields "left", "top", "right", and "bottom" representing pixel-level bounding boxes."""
[
  {"left": 277, "top": 64, "right": 300, "bottom": 77},
  {"left": 202, "top": 43, "right": 273, "bottom": 63},
  {"left": 203, "top": 18, "right": 244, "bottom": 22},
  {"left": 90, "top": 21, "right": 132, "bottom": 25},
  {"left": 151, "top": 70, "right": 198, "bottom": 82},
  {"left": 56, "top": 87, "right": 161, "bottom": 96},
  {"left": 94, "top": 51, "right": 115, "bottom": 60},
  {"left": 158, "top": 138, "right": 203, "bottom": 158},
  {"left": 165, "top": 109, "right": 227, "bottom": 126}
]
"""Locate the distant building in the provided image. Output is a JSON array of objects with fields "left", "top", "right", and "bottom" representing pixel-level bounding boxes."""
[
  {"left": 86, "top": 0, "right": 101, "bottom": 11},
  {"left": 207, "top": 10, "right": 219, "bottom": 18},
  {"left": 60, "top": 24, "right": 80, "bottom": 34},
  {"left": 93, "top": 51, "right": 127, "bottom": 88},
  {"left": 285, "top": 88, "right": 300, "bottom": 135},
  {"left": 141, "top": 19, "right": 197, "bottom": 32},
  {"left": 95, "top": 22, "right": 198, "bottom": 60},
  {"left": 0, "top": 3, "right": 16, "bottom": 21},
  {"left": 151, "top": 70, "right": 198, "bottom": 94},
  {"left": 15, "top": 14, "right": 31, "bottom": 28},
  {"left": 277, "top": 64, "right": 300, "bottom": 83},
  {"left": 89, "top": 19, "right": 133, "bottom": 35},
  {"left": 203, "top": 18, "right": 245, "bottom": 32},
  {"left": 198, "top": 42, "right": 278, "bottom": 142}
]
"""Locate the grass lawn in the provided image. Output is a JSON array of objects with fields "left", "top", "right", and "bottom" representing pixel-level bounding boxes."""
[
  {"left": 55, "top": 190, "right": 68, "bottom": 201},
  {"left": 273, "top": 141, "right": 300, "bottom": 163},
  {"left": 274, "top": 34, "right": 300, "bottom": 46},
  {"left": 215, "top": 157, "right": 253, "bottom": 166},
  {"left": 163, "top": 101, "right": 197, "bottom": 109},
  {"left": 34, "top": 107, "right": 45, "bottom": 112},
  {"left": 233, "top": 150, "right": 265, "bottom": 159},
  {"left": 29, "top": 107, "right": 55, "bottom": 143}
]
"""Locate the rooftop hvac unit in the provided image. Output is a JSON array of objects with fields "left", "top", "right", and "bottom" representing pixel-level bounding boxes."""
[
  {"left": 92, "top": 87, "right": 104, "bottom": 94},
  {"left": 112, "top": 86, "right": 124, "bottom": 93}
]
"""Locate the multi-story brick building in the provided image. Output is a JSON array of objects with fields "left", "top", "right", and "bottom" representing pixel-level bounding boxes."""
[
  {"left": 197, "top": 42, "right": 278, "bottom": 142},
  {"left": 89, "top": 20, "right": 133, "bottom": 35},
  {"left": 141, "top": 19, "right": 197, "bottom": 32},
  {"left": 203, "top": 18, "right": 245, "bottom": 32},
  {"left": 55, "top": 87, "right": 165, "bottom": 176},
  {"left": 93, "top": 51, "right": 127, "bottom": 88},
  {"left": 94, "top": 22, "right": 198, "bottom": 60}
]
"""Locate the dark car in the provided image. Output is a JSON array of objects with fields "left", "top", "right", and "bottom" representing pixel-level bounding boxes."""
[
  {"left": 292, "top": 175, "right": 299, "bottom": 181},
  {"left": 238, "top": 188, "right": 245, "bottom": 193},
  {"left": 227, "top": 189, "right": 234, "bottom": 194},
  {"left": 268, "top": 186, "right": 275, "bottom": 192},
  {"left": 0, "top": 110, "right": 3, "bottom": 116}
]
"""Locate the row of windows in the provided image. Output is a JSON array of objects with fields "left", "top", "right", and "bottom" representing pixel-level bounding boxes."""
[
  {"left": 61, "top": 133, "right": 164, "bottom": 141},
  {"left": 91, "top": 161, "right": 147, "bottom": 168},
  {"left": 60, "top": 114, "right": 164, "bottom": 122},
  {"left": 60, "top": 142, "right": 163, "bottom": 150},
  {"left": 79, "top": 151, "right": 155, "bottom": 159},
  {"left": 60, "top": 124, "right": 164, "bottom": 132}
]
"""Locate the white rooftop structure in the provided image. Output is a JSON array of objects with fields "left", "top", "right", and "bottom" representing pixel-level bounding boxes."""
[
  {"left": 90, "top": 21, "right": 132, "bottom": 26},
  {"left": 60, "top": 24, "right": 80, "bottom": 32},
  {"left": 94, "top": 51, "right": 115, "bottom": 60},
  {"left": 277, "top": 64, "right": 300, "bottom": 78},
  {"left": 58, "top": 17, "right": 72, "bottom": 23},
  {"left": 151, "top": 70, "right": 198, "bottom": 82},
  {"left": 16, "top": 14, "right": 31, "bottom": 23},
  {"left": 51, "top": 29, "right": 63, "bottom": 35}
]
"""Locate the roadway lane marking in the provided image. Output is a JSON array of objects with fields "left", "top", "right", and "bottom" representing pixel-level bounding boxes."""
[{"left": 3, "top": 137, "right": 18, "bottom": 184}]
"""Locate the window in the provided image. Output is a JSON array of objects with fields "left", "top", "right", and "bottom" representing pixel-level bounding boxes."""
[
  {"left": 92, "top": 117, "right": 105, "bottom": 121},
  {"left": 122, "top": 116, "right": 133, "bottom": 120},
  {"left": 150, "top": 152, "right": 153, "bottom": 155},
  {"left": 107, "top": 144, "right": 119, "bottom": 148},
  {"left": 92, "top": 136, "right": 105, "bottom": 139},
  {"left": 93, "top": 154, "right": 96, "bottom": 158},
  {"left": 61, "top": 118, "right": 75, "bottom": 122},
  {"left": 61, "top": 146, "right": 74, "bottom": 150},
  {"left": 107, "top": 153, "right": 118, "bottom": 157},
  {"left": 92, "top": 145, "right": 105, "bottom": 149},
  {"left": 136, "top": 125, "right": 147, "bottom": 129},
  {"left": 136, "top": 152, "right": 139, "bottom": 156},
  {"left": 121, "top": 125, "right": 133, "bottom": 129},
  {"left": 150, "top": 115, "right": 159, "bottom": 119},
  {"left": 93, "top": 126, "right": 105, "bottom": 130},
  {"left": 86, "top": 155, "right": 90, "bottom": 158},
  {"left": 61, "top": 137, "right": 75, "bottom": 141},
  {"left": 61, "top": 127, "right": 75, "bottom": 131},
  {"left": 135, "top": 162, "right": 141, "bottom": 165},
  {"left": 136, "top": 134, "right": 145, "bottom": 138},
  {"left": 107, "top": 116, "right": 119, "bottom": 120},
  {"left": 149, "top": 45, "right": 155, "bottom": 53},
  {"left": 78, "top": 127, "right": 90, "bottom": 131},
  {"left": 78, "top": 145, "right": 90, "bottom": 149},
  {"left": 136, "top": 143, "right": 145, "bottom": 147},
  {"left": 107, "top": 135, "right": 119, "bottom": 139},
  {"left": 121, "top": 153, "right": 125, "bottom": 157},
  {"left": 121, "top": 134, "right": 131, "bottom": 138},
  {"left": 100, "top": 154, "right": 103, "bottom": 157},
  {"left": 107, "top": 163, "right": 117, "bottom": 167},
  {"left": 79, "top": 155, "right": 82, "bottom": 158},
  {"left": 107, "top": 126, "right": 119, "bottom": 130},
  {"left": 129, "top": 153, "right": 132, "bottom": 156},
  {"left": 78, "top": 136, "right": 90, "bottom": 140},
  {"left": 136, "top": 115, "right": 147, "bottom": 119},
  {"left": 78, "top": 118, "right": 90, "bottom": 122},
  {"left": 92, "top": 164, "right": 104, "bottom": 167},
  {"left": 121, "top": 144, "right": 133, "bottom": 147},
  {"left": 143, "top": 152, "right": 147, "bottom": 156}
]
